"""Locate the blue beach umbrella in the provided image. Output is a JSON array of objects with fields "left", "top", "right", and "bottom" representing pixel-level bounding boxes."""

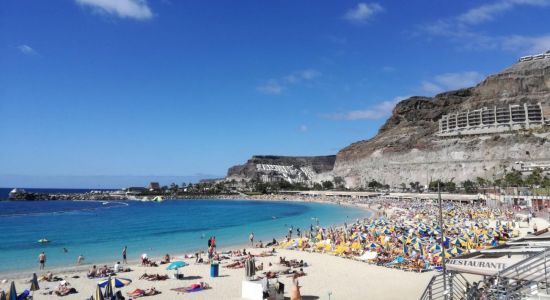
[
  {"left": 448, "top": 247, "right": 464, "bottom": 256},
  {"left": 166, "top": 261, "right": 188, "bottom": 270},
  {"left": 103, "top": 277, "right": 114, "bottom": 298},
  {"left": 94, "top": 284, "right": 104, "bottom": 300},
  {"left": 7, "top": 282, "right": 16, "bottom": 300},
  {"left": 98, "top": 277, "right": 131, "bottom": 289},
  {"left": 451, "top": 237, "right": 467, "bottom": 247},
  {"left": 366, "top": 242, "right": 379, "bottom": 249},
  {"left": 429, "top": 244, "right": 443, "bottom": 253}
]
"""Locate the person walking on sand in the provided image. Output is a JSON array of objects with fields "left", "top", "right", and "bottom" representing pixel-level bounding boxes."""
[
  {"left": 77, "top": 254, "right": 85, "bottom": 265},
  {"left": 291, "top": 273, "right": 302, "bottom": 300},
  {"left": 39, "top": 252, "right": 46, "bottom": 270},
  {"left": 249, "top": 232, "right": 254, "bottom": 246},
  {"left": 122, "top": 246, "right": 127, "bottom": 264}
]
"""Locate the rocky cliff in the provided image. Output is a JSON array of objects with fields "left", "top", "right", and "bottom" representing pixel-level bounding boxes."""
[
  {"left": 227, "top": 155, "right": 336, "bottom": 183},
  {"left": 325, "top": 57, "right": 550, "bottom": 188}
]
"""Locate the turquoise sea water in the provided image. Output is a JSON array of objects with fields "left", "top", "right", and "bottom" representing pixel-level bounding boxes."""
[{"left": 0, "top": 199, "right": 368, "bottom": 273}]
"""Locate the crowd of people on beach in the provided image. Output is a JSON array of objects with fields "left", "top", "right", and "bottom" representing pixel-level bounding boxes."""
[{"left": 276, "top": 197, "right": 520, "bottom": 273}]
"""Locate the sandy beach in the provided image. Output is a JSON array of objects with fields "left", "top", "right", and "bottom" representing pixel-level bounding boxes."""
[{"left": 0, "top": 247, "right": 435, "bottom": 300}]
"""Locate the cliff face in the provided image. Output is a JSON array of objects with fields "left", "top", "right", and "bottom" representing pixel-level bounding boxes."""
[
  {"left": 329, "top": 57, "right": 550, "bottom": 187},
  {"left": 227, "top": 155, "right": 336, "bottom": 183}
]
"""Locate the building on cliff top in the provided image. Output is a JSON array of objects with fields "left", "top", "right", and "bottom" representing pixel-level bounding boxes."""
[{"left": 438, "top": 102, "right": 548, "bottom": 137}]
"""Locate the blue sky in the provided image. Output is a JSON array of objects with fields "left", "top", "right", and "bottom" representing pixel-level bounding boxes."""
[{"left": 1, "top": 0, "right": 550, "bottom": 188}]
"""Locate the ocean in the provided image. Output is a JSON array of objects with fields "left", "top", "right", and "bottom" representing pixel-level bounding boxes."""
[{"left": 0, "top": 198, "right": 368, "bottom": 273}]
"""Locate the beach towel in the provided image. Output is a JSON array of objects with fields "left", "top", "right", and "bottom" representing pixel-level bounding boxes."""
[{"left": 171, "top": 283, "right": 210, "bottom": 293}]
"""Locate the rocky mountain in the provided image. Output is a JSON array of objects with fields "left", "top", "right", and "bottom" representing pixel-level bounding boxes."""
[
  {"left": 325, "top": 56, "right": 550, "bottom": 188},
  {"left": 227, "top": 155, "right": 336, "bottom": 183},
  {"left": 225, "top": 56, "right": 550, "bottom": 188}
]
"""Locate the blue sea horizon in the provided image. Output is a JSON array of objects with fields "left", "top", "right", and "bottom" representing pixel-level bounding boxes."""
[{"left": 0, "top": 198, "right": 368, "bottom": 274}]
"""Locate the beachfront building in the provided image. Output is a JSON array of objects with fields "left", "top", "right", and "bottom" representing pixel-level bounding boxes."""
[
  {"left": 437, "top": 102, "right": 548, "bottom": 137},
  {"left": 147, "top": 182, "right": 161, "bottom": 192},
  {"left": 124, "top": 187, "right": 148, "bottom": 196}
]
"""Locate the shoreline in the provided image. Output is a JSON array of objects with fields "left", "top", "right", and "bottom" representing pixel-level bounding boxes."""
[{"left": 0, "top": 196, "right": 373, "bottom": 280}]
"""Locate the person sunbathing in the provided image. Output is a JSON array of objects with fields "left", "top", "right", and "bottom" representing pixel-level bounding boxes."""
[
  {"left": 127, "top": 288, "right": 145, "bottom": 297},
  {"left": 224, "top": 261, "right": 244, "bottom": 269},
  {"left": 170, "top": 282, "right": 211, "bottom": 293},
  {"left": 265, "top": 238, "right": 278, "bottom": 247},
  {"left": 87, "top": 265, "right": 98, "bottom": 278},
  {"left": 54, "top": 282, "right": 77, "bottom": 296},
  {"left": 290, "top": 268, "right": 307, "bottom": 277},
  {"left": 256, "top": 262, "right": 264, "bottom": 271},
  {"left": 144, "top": 287, "right": 160, "bottom": 296},
  {"left": 150, "top": 274, "right": 168, "bottom": 281},
  {"left": 264, "top": 271, "right": 278, "bottom": 279},
  {"left": 160, "top": 254, "right": 171, "bottom": 264}
]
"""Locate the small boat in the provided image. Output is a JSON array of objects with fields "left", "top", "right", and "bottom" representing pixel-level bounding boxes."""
[
  {"left": 38, "top": 239, "right": 50, "bottom": 244},
  {"left": 152, "top": 196, "right": 164, "bottom": 202}
]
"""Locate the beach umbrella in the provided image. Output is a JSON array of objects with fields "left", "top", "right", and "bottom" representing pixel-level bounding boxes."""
[
  {"left": 448, "top": 247, "right": 464, "bottom": 256},
  {"left": 366, "top": 242, "right": 379, "bottom": 249},
  {"left": 0, "top": 291, "right": 6, "bottom": 300},
  {"left": 411, "top": 241, "right": 423, "bottom": 251},
  {"left": 7, "top": 281, "right": 16, "bottom": 300},
  {"left": 441, "top": 237, "right": 450, "bottom": 248},
  {"left": 433, "top": 250, "right": 452, "bottom": 258},
  {"left": 103, "top": 277, "right": 114, "bottom": 298},
  {"left": 451, "top": 237, "right": 467, "bottom": 247},
  {"left": 98, "top": 277, "right": 132, "bottom": 289},
  {"left": 166, "top": 260, "right": 188, "bottom": 277},
  {"left": 166, "top": 261, "right": 188, "bottom": 270},
  {"left": 478, "top": 233, "right": 491, "bottom": 241},
  {"left": 30, "top": 273, "right": 40, "bottom": 292},
  {"left": 94, "top": 284, "right": 105, "bottom": 300},
  {"left": 409, "top": 237, "right": 420, "bottom": 245}
]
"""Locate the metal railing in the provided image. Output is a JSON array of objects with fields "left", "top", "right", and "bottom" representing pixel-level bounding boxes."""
[
  {"left": 483, "top": 248, "right": 550, "bottom": 299},
  {"left": 420, "top": 272, "right": 471, "bottom": 300}
]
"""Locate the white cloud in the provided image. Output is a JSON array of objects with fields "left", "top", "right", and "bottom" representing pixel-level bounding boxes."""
[
  {"left": 418, "top": 0, "right": 550, "bottom": 54},
  {"left": 344, "top": 3, "right": 384, "bottom": 23},
  {"left": 257, "top": 80, "right": 284, "bottom": 95},
  {"left": 76, "top": 0, "right": 153, "bottom": 20},
  {"left": 421, "top": 71, "right": 484, "bottom": 95},
  {"left": 501, "top": 34, "right": 550, "bottom": 53},
  {"left": 323, "top": 96, "right": 408, "bottom": 121},
  {"left": 458, "top": 0, "right": 549, "bottom": 25},
  {"left": 17, "top": 45, "right": 37, "bottom": 55},
  {"left": 257, "top": 69, "right": 322, "bottom": 95},
  {"left": 421, "top": 81, "right": 444, "bottom": 95}
]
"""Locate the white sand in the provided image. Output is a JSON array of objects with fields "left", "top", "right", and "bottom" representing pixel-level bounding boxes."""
[{"left": 0, "top": 248, "right": 434, "bottom": 300}]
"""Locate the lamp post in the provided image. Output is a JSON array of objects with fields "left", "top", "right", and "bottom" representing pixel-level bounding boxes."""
[{"left": 438, "top": 182, "right": 448, "bottom": 299}]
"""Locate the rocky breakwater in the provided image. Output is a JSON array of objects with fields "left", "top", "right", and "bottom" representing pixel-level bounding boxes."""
[
  {"left": 326, "top": 57, "right": 550, "bottom": 188},
  {"left": 227, "top": 155, "right": 336, "bottom": 183}
]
